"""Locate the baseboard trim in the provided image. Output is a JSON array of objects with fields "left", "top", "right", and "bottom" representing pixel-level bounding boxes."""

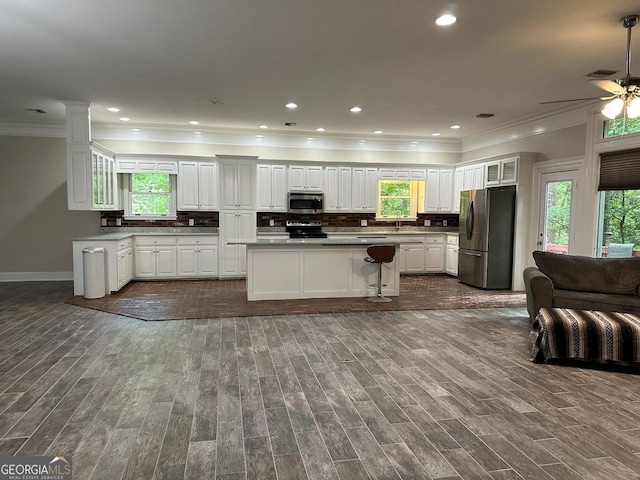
[{"left": 0, "top": 272, "right": 73, "bottom": 282}]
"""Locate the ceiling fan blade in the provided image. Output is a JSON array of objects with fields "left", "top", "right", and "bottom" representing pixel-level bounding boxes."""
[
  {"left": 591, "top": 79, "right": 626, "bottom": 94},
  {"left": 540, "top": 96, "right": 603, "bottom": 105}
]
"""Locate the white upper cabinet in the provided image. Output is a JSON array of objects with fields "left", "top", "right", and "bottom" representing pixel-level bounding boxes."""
[
  {"left": 351, "top": 167, "right": 379, "bottom": 212},
  {"left": 64, "top": 101, "right": 119, "bottom": 211},
  {"left": 485, "top": 157, "right": 518, "bottom": 186},
  {"left": 91, "top": 148, "right": 119, "bottom": 210},
  {"left": 325, "top": 166, "right": 352, "bottom": 211},
  {"left": 256, "top": 164, "right": 287, "bottom": 211},
  {"left": 379, "top": 168, "right": 426, "bottom": 180},
  {"left": 178, "top": 161, "right": 218, "bottom": 211},
  {"left": 424, "top": 168, "right": 453, "bottom": 213},
  {"left": 288, "top": 164, "right": 324, "bottom": 191},
  {"left": 453, "top": 163, "right": 485, "bottom": 213},
  {"left": 115, "top": 156, "right": 178, "bottom": 174},
  {"left": 219, "top": 159, "right": 256, "bottom": 209},
  {"left": 453, "top": 168, "right": 464, "bottom": 213}
]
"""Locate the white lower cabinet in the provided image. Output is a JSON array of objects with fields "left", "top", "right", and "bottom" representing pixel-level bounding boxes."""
[
  {"left": 116, "top": 238, "right": 133, "bottom": 289},
  {"left": 425, "top": 235, "right": 445, "bottom": 272},
  {"left": 177, "top": 236, "right": 218, "bottom": 277},
  {"left": 134, "top": 236, "right": 177, "bottom": 279},
  {"left": 398, "top": 243, "right": 426, "bottom": 273},
  {"left": 445, "top": 234, "right": 459, "bottom": 276},
  {"left": 220, "top": 211, "right": 256, "bottom": 277}
]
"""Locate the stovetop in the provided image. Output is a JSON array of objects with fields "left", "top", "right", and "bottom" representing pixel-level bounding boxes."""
[
  {"left": 288, "top": 232, "right": 328, "bottom": 238},
  {"left": 286, "top": 220, "right": 327, "bottom": 238}
]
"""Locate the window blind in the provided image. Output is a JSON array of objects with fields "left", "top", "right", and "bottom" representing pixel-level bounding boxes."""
[{"left": 599, "top": 147, "right": 640, "bottom": 190}]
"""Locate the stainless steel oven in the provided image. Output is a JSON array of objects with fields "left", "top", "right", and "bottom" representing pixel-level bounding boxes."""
[{"left": 287, "top": 192, "right": 324, "bottom": 214}]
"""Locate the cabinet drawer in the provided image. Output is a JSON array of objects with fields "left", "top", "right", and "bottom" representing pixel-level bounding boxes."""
[
  {"left": 425, "top": 235, "right": 445, "bottom": 244},
  {"left": 116, "top": 237, "right": 133, "bottom": 250},
  {"left": 177, "top": 236, "right": 218, "bottom": 245},
  {"left": 134, "top": 236, "right": 177, "bottom": 246},
  {"left": 447, "top": 235, "right": 459, "bottom": 246},
  {"left": 392, "top": 235, "right": 425, "bottom": 244}
]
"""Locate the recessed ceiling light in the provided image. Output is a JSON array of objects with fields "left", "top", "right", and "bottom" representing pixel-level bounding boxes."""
[
  {"left": 285, "top": 102, "right": 298, "bottom": 109},
  {"left": 194, "top": 131, "right": 202, "bottom": 135},
  {"left": 307, "top": 137, "right": 314, "bottom": 141},
  {"left": 256, "top": 134, "right": 263, "bottom": 138},
  {"left": 435, "top": 14, "right": 457, "bottom": 26},
  {"left": 349, "top": 106, "right": 362, "bottom": 113},
  {"left": 119, "top": 117, "right": 130, "bottom": 122},
  {"left": 411, "top": 141, "right": 418, "bottom": 144},
  {"left": 374, "top": 130, "right": 383, "bottom": 134},
  {"left": 189, "top": 120, "right": 199, "bottom": 125},
  {"left": 432, "top": 132, "right": 441, "bottom": 136},
  {"left": 259, "top": 124, "right": 268, "bottom": 129},
  {"left": 450, "top": 125, "right": 461, "bottom": 129},
  {"left": 316, "top": 127, "right": 325, "bottom": 132},
  {"left": 107, "top": 107, "right": 120, "bottom": 112},
  {"left": 132, "top": 128, "right": 141, "bottom": 132}
]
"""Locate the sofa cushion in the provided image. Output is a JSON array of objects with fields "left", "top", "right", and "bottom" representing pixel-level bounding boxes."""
[
  {"left": 532, "top": 251, "right": 640, "bottom": 296},
  {"left": 554, "top": 289, "right": 640, "bottom": 314}
]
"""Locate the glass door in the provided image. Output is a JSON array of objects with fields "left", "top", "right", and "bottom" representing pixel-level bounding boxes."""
[{"left": 538, "top": 171, "right": 578, "bottom": 254}]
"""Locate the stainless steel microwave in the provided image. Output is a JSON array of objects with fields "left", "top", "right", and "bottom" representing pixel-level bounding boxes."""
[{"left": 288, "top": 192, "right": 324, "bottom": 214}]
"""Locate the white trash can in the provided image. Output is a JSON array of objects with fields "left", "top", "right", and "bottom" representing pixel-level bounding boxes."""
[{"left": 82, "top": 247, "right": 106, "bottom": 299}]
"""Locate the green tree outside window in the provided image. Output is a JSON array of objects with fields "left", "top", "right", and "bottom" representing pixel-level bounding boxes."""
[{"left": 130, "top": 173, "right": 171, "bottom": 216}]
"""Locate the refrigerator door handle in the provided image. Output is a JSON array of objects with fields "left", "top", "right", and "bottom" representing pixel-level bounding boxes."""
[
  {"left": 461, "top": 251, "right": 482, "bottom": 257},
  {"left": 466, "top": 200, "right": 474, "bottom": 241}
]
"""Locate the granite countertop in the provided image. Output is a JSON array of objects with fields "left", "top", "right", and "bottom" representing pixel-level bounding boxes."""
[
  {"left": 257, "top": 227, "right": 457, "bottom": 234},
  {"left": 228, "top": 237, "right": 425, "bottom": 246},
  {"left": 74, "top": 227, "right": 219, "bottom": 241}
]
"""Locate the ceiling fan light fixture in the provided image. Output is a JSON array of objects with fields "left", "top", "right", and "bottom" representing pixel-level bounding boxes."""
[
  {"left": 627, "top": 97, "right": 640, "bottom": 118},
  {"left": 602, "top": 97, "right": 624, "bottom": 119}
]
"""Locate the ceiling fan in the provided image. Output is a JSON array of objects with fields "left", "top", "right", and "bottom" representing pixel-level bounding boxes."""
[{"left": 541, "top": 14, "right": 640, "bottom": 119}]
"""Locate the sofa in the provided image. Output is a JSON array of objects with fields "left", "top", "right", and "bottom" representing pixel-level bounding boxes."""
[{"left": 523, "top": 250, "right": 640, "bottom": 324}]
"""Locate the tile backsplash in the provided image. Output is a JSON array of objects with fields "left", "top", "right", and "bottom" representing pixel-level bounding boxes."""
[
  {"left": 101, "top": 211, "right": 219, "bottom": 228},
  {"left": 100, "top": 210, "right": 458, "bottom": 229},
  {"left": 256, "top": 212, "right": 458, "bottom": 228}
]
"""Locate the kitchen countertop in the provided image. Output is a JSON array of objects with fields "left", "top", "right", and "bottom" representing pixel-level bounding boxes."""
[
  {"left": 73, "top": 229, "right": 219, "bottom": 241},
  {"left": 228, "top": 237, "right": 425, "bottom": 246}
]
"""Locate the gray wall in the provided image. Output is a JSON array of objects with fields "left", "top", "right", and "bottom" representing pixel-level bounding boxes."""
[
  {"left": 0, "top": 136, "right": 100, "bottom": 278},
  {"left": 461, "top": 124, "right": 586, "bottom": 162}
]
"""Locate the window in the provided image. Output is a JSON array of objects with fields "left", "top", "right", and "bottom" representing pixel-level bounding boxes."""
[
  {"left": 599, "top": 189, "right": 640, "bottom": 255},
  {"left": 124, "top": 173, "right": 177, "bottom": 219},
  {"left": 377, "top": 180, "right": 424, "bottom": 218},
  {"left": 597, "top": 148, "right": 640, "bottom": 256},
  {"left": 604, "top": 117, "right": 640, "bottom": 138}
]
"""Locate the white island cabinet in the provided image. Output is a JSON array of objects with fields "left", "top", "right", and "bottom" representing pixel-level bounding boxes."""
[{"left": 235, "top": 238, "right": 422, "bottom": 301}]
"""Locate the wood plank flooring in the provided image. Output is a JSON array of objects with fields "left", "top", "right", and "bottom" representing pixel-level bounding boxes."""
[{"left": 2, "top": 281, "right": 640, "bottom": 479}]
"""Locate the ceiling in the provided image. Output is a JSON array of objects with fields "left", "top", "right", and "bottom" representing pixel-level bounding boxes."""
[{"left": 2, "top": 0, "right": 640, "bottom": 141}]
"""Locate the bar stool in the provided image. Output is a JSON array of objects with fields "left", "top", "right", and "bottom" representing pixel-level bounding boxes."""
[{"left": 364, "top": 244, "right": 396, "bottom": 303}]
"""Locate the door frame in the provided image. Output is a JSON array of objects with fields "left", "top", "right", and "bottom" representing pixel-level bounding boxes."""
[
  {"left": 530, "top": 157, "right": 584, "bottom": 262},
  {"left": 537, "top": 170, "right": 579, "bottom": 254}
]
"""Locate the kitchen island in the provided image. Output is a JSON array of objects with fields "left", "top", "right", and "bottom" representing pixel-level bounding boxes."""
[{"left": 229, "top": 237, "right": 423, "bottom": 301}]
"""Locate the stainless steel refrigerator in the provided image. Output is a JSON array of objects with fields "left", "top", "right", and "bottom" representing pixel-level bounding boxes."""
[{"left": 458, "top": 186, "right": 516, "bottom": 289}]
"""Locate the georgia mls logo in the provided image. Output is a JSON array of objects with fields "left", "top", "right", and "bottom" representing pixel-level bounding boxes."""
[{"left": 0, "top": 455, "right": 72, "bottom": 480}]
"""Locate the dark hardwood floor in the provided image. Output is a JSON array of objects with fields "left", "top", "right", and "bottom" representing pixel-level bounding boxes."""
[{"left": 2, "top": 281, "right": 640, "bottom": 479}]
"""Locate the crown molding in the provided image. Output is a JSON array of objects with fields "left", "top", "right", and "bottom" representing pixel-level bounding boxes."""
[
  {"left": 460, "top": 103, "right": 593, "bottom": 153},
  {"left": 0, "top": 104, "right": 593, "bottom": 155},
  {"left": 0, "top": 120, "right": 66, "bottom": 137},
  {"left": 91, "top": 123, "right": 462, "bottom": 153}
]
